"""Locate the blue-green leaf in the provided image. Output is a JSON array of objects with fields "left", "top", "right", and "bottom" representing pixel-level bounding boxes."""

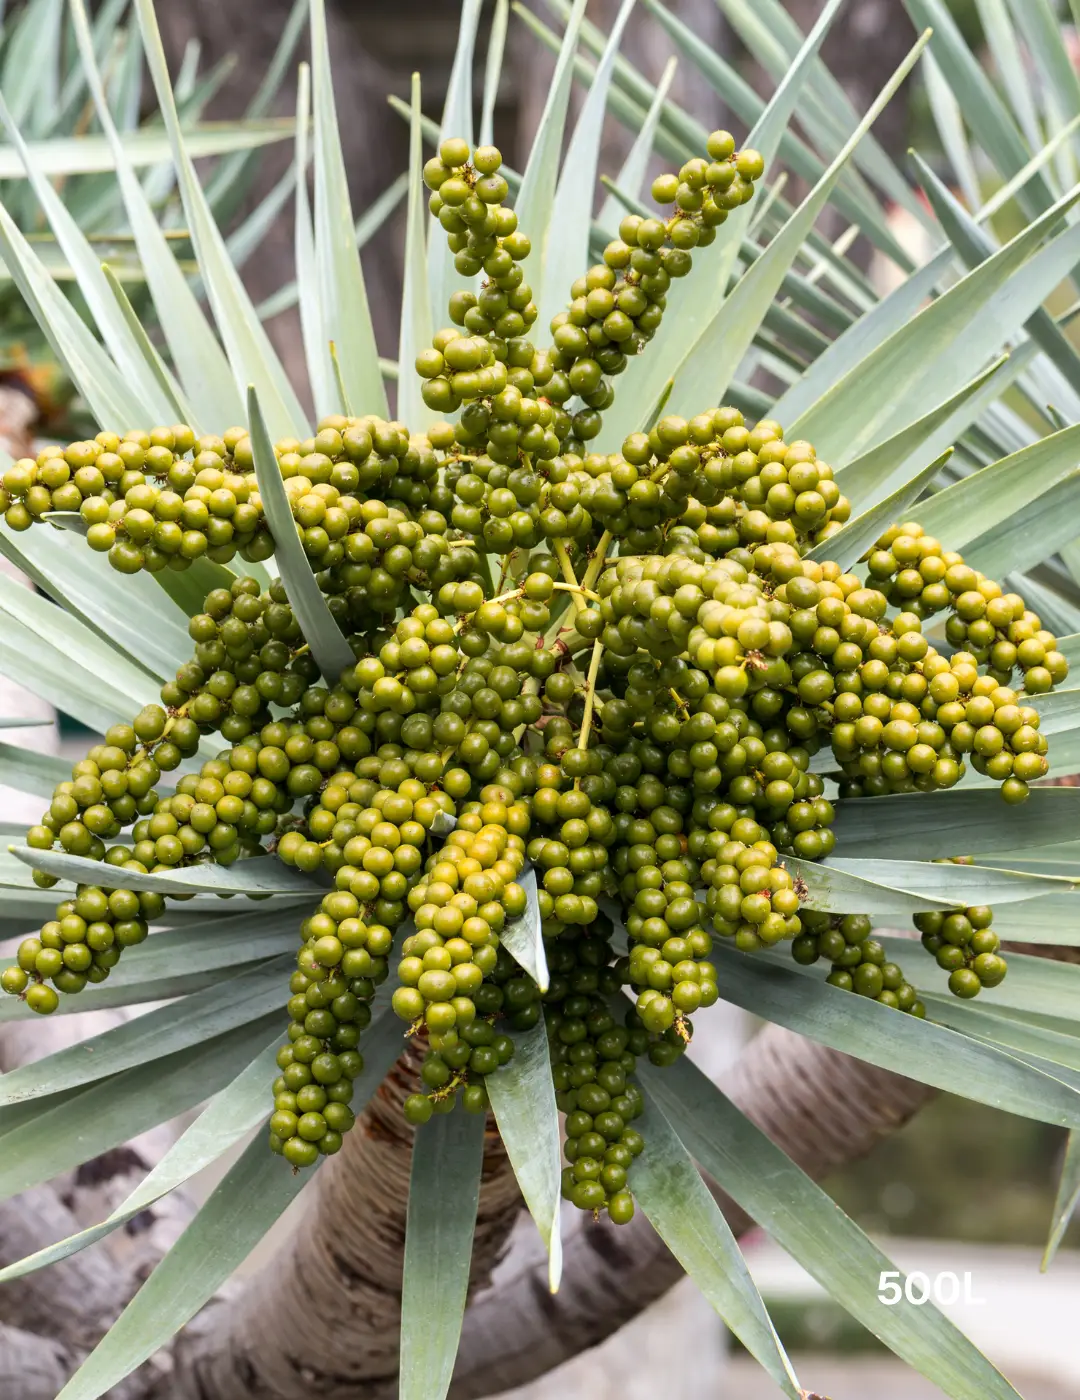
[
  {"left": 597, "top": 55, "right": 677, "bottom": 231},
  {"left": 792, "top": 187, "right": 1080, "bottom": 459},
  {"left": 0, "top": 1018, "right": 279, "bottom": 1201},
  {"left": 55, "top": 1133, "right": 312, "bottom": 1400},
  {"left": 398, "top": 72, "right": 434, "bottom": 431},
  {"left": 809, "top": 448, "right": 952, "bottom": 570},
  {"left": 609, "top": 0, "right": 860, "bottom": 439},
  {"left": 0, "top": 1035, "right": 282, "bottom": 1286},
  {"left": 292, "top": 61, "right": 333, "bottom": 418},
  {"left": 7, "top": 845, "right": 319, "bottom": 897},
  {"left": 69, "top": 0, "right": 240, "bottom": 431},
  {"left": 644, "top": 1055, "right": 1024, "bottom": 1400},
  {"left": 708, "top": 941, "right": 1080, "bottom": 1128},
  {"left": 513, "top": 0, "right": 588, "bottom": 324},
  {"left": 0, "top": 956, "right": 291, "bottom": 1106},
  {"left": 536, "top": 0, "right": 637, "bottom": 336},
  {"left": 836, "top": 360, "right": 1006, "bottom": 512},
  {"left": 102, "top": 266, "right": 195, "bottom": 426},
  {"left": 498, "top": 865, "right": 548, "bottom": 991},
  {"left": 0, "top": 515, "right": 191, "bottom": 683},
  {"left": 670, "top": 24, "right": 928, "bottom": 420},
  {"left": 1044, "top": 1130, "right": 1080, "bottom": 1271},
  {"left": 0, "top": 742, "right": 69, "bottom": 799},
  {"left": 0, "top": 613, "right": 146, "bottom": 733},
  {"left": 134, "top": 0, "right": 306, "bottom": 439},
  {"left": 400, "top": 1110, "right": 485, "bottom": 1400},
  {"left": 0, "top": 92, "right": 174, "bottom": 423},
  {"left": 487, "top": 1016, "right": 562, "bottom": 1290},
  {"left": 248, "top": 384, "right": 355, "bottom": 683},
  {"left": 633, "top": 1080, "right": 800, "bottom": 1397},
  {"left": 0, "top": 565, "right": 160, "bottom": 708},
  {"left": 832, "top": 788, "right": 1080, "bottom": 860},
  {"left": 429, "top": 0, "right": 483, "bottom": 330},
  {"left": 913, "top": 151, "right": 1080, "bottom": 407},
  {"left": 310, "top": 0, "right": 386, "bottom": 418},
  {"left": 0, "top": 188, "right": 143, "bottom": 429},
  {"left": 915, "top": 423, "right": 1080, "bottom": 551},
  {"left": 904, "top": 0, "right": 1053, "bottom": 221}
]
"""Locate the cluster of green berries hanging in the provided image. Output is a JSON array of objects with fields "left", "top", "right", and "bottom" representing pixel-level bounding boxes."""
[
  {"left": 2, "top": 130, "right": 1066, "bottom": 1226},
  {"left": 914, "top": 905, "right": 1007, "bottom": 999}
]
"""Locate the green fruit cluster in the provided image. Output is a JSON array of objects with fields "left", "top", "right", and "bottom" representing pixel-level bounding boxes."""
[
  {"left": 915, "top": 905, "right": 1007, "bottom": 998},
  {"left": 547, "top": 921, "right": 647, "bottom": 1224},
  {"left": 793, "top": 912, "right": 926, "bottom": 1012},
  {"left": 1, "top": 130, "right": 1066, "bottom": 1225}
]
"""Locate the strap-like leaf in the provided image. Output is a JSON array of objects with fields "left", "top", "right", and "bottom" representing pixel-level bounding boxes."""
[
  {"left": 916, "top": 421, "right": 1080, "bottom": 551},
  {"left": 807, "top": 854, "right": 1071, "bottom": 907},
  {"left": 1044, "top": 1130, "right": 1080, "bottom": 1270},
  {"left": 398, "top": 72, "right": 434, "bottom": 431},
  {"left": 633, "top": 1080, "right": 801, "bottom": 1398},
  {"left": 54, "top": 1132, "right": 312, "bottom": 1400},
  {"left": 497, "top": 866, "right": 549, "bottom": 991},
  {"left": 7, "top": 845, "right": 319, "bottom": 897},
  {"left": 0, "top": 91, "right": 175, "bottom": 423},
  {"left": 487, "top": 1015, "right": 563, "bottom": 1289},
  {"left": 513, "top": 0, "right": 588, "bottom": 324},
  {"left": 914, "top": 151, "right": 1080, "bottom": 408},
  {"left": 0, "top": 1035, "right": 281, "bottom": 1286},
  {"left": 808, "top": 448, "right": 952, "bottom": 569},
  {"left": 597, "top": 55, "right": 677, "bottom": 231},
  {"left": 400, "top": 1110, "right": 486, "bottom": 1400},
  {"left": 644, "top": 1056, "right": 1024, "bottom": 1400},
  {"left": 293, "top": 61, "right": 334, "bottom": 418},
  {"left": 248, "top": 384, "right": 356, "bottom": 682},
  {"left": 836, "top": 359, "right": 1007, "bottom": 512},
  {"left": 0, "top": 741, "right": 70, "bottom": 799},
  {"left": 605, "top": 0, "right": 859, "bottom": 441},
  {"left": 536, "top": 0, "right": 637, "bottom": 337},
  {"left": 904, "top": 0, "right": 1054, "bottom": 221},
  {"left": 67, "top": 0, "right": 240, "bottom": 433},
  {"left": 0, "top": 1017, "right": 279, "bottom": 1202},
  {"left": 0, "top": 567, "right": 160, "bottom": 709},
  {"left": 0, "top": 613, "right": 145, "bottom": 734},
  {"left": 708, "top": 941, "right": 1080, "bottom": 1128},
  {"left": 833, "top": 788, "right": 1080, "bottom": 859},
  {"left": 134, "top": 0, "right": 307, "bottom": 439},
  {"left": 310, "top": 0, "right": 387, "bottom": 418},
  {"left": 879, "top": 936, "right": 1080, "bottom": 1025},
  {"left": 0, "top": 955, "right": 292, "bottom": 1106},
  {"left": 0, "top": 517, "right": 191, "bottom": 682},
  {"left": 792, "top": 186, "right": 1080, "bottom": 459}
]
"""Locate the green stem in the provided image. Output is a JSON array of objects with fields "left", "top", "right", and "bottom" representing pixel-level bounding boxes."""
[
  {"left": 552, "top": 538, "right": 586, "bottom": 616},
  {"left": 577, "top": 640, "right": 605, "bottom": 751}
]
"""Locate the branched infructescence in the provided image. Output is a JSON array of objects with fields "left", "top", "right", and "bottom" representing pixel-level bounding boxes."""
[{"left": 0, "top": 134, "right": 1068, "bottom": 1226}]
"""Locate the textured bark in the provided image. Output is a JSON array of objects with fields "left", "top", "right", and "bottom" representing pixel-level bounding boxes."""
[
  {"left": 157, "top": 1047, "right": 522, "bottom": 1400},
  {"left": 449, "top": 1023, "right": 933, "bottom": 1399},
  {"left": 0, "top": 1321, "right": 77, "bottom": 1400}
]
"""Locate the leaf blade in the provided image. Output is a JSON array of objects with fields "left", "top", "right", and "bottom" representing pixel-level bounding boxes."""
[
  {"left": 400, "top": 1111, "right": 486, "bottom": 1400},
  {"left": 487, "top": 1015, "right": 563, "bottom": 1290},
  {"left": 310, "top": 0, "right": 387, "bottom": 418},
  {"left": 248, "top": 384, "right": 355, "bottom": 683},
  {"left": 633, "top": 1080, "right": 800, "bottom": 1398}
]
